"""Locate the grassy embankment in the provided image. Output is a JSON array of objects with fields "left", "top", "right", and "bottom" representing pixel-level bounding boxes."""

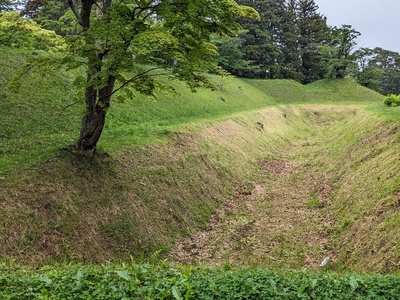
[{"left": 1, "top": 47, "right": 399, "bottom": 284}]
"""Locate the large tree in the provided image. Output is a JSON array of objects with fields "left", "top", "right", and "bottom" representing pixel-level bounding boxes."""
[
  {"left": 235, "top": 0, "right": 329, "bottom": 82},
  {"left": 279, "top": 0, "right": 302, "bottom": 81},
  {"left": 235, "top": 0, "right": 285, "bottom": 79},
  {"left": 352, "top": 47, "right": 384, "bottom": 93},
  {"left": 211, "top": 32, "right": 256, "bottom": 77},
  {"left": 22, "top": 0, "right": 69, "bottom": 33},
  {"left": 296, "top": 0, "right": 329, "bottom": 83},
  {"left": 61, "top": 0, "right": 257, "bottom": 155},
  {"left": 321, "top": 25, "right": 360, "bottom": 79},
  {"left": 368, "top": 47, "right": 400, "bottom": 95}
]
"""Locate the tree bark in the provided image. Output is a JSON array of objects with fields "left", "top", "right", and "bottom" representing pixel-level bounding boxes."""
[
  {"left": 75, "top": 105, "right": 106, "bottom": 155},
  {"left": 75, "top": 75, "right": 116, "bottom": 155}
]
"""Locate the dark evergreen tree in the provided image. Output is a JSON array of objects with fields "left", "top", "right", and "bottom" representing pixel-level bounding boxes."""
[
  {"left": 22, "top": 0, "right": 44, "bottom": 18},
  {"left": 212, "top": 32, "right": 256, "bottom": 76},
  {"left": 296, "top": 0, "right": 330, "bottom": 83},
  {"left": 233, "top": 0, "right": 329, "bottom": 82},
  {"left": 235, "top": 0, "right": 285, "bottom": 78},
  {"left": 22, "top": 0, "right": 69, "bottom": 33},
  {"left": 280, "top": 0, "right": 302, "bottom": 81}
]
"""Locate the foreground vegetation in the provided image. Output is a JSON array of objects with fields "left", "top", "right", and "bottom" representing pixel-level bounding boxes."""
[{"left": 1, "top": 262, "right": 399, "bottom": 299}]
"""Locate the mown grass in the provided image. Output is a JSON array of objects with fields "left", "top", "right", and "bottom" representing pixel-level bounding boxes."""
[
  {"left": 0, "top": 138, "right": 236, "bottom": 263},
  {"left": 0, "top": 46, "right": 384, "bottom": 176},
  {"left": 169, "top": 104, "right": 400, "bottom": 273},
  {"left": 367, "top": 102, "right": 400, "bottom": 123},
  {"left": 243, "top": 77, "right": 384, "bottom": 104},
  {"left": 1, "top": 46, "right": 400, "bottom": 280},
  {"left": 0, "top": 47, "right": 81, "bottom": 176},
  {"left": 303, "top": 109, "right": 400, "bottom": 273},
  {"left": 102, "top": 75, "right": 275, "bottom": 151},
  {"left": 0, "top": 47, "right": 280, "bottom": 176}
]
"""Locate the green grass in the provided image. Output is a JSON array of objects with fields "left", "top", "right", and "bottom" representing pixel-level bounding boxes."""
[
  {"left": 1, "top": 46, "right": 400, "bottom": 280},
  {"left": 294, "top": 108, "right": 400, "bottom": 273},
  {"left": 0, "top": 47, "right": 384, "bottom": 176},
  {"left": 0, "top": 47, "right": 81, "bottom": 176},
  {"left": 102, "top": 75, "right": 275, "bottom": 150},
  {"left": 366, "top": 102, "right": 400, "bottom": 122},
  {"left": 243, "top": 78, "right": 384, "bottom": 103},
  {"left": 0, "top": 47, "right": 278, "bottom": 175}
]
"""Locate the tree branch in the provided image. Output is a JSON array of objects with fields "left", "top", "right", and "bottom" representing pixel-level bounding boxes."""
[
  {"left": 108, "top": 67, "right": 166, "bottom": 98},
  {"left": 133, "top": 1, "right": 160, "bottom": 19},
  {"left": 58, "top": 101, "right": 79, "bottom": 117},
  {"left": 67, "top": 0, "right": 82, "bottom": 26}
]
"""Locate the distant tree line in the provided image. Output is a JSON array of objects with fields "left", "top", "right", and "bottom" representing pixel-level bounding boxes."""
[
  {"left": 213, "top": 0, "right": 400, "bottom": 94},
  {"left": 1, "top": 0, "right": 400, "bottom": 95},
  {"left": 353, "top": 47, "right": 400, "bottom": 95}
]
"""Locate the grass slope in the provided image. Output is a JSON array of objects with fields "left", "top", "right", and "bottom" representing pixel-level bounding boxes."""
[
  {"left": 1, "top": 48, "right": 399, "bottom": 277},
  {"left": 167, "top": 105, "right": 400, "bottom": 273},
  {"left": 0, "top": 46, "right": 383, "bottom": 176}
]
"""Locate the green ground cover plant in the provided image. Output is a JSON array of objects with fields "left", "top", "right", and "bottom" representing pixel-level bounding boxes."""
[{"left": 1, "top": 262, "right": 399, "bottom": 299}]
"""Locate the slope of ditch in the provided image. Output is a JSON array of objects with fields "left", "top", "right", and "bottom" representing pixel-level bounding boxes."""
[
  {"left": 1, "top": 104, "right": 399, "bottom": 273},
  {"left": 168, "top": 105, "right": 339, "bottom": 270},
  {"left": 169, "top": 105, "right": 400, "bottom": 273},
  {"left": 169, "top": 160, "right": 332, "bottom": 270}
]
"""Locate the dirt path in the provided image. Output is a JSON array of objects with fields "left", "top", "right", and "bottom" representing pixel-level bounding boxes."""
[{"left": 169, "top": 152, "right": 333, "bottom": 270}]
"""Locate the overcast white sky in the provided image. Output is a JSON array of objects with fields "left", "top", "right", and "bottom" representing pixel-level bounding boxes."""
[{"left": 316, "top": 0, "right": 400, "bottom": 53}]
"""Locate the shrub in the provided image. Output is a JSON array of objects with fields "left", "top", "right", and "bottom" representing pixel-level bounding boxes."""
[{"left": 383, "top": 94, "right": 400, "bottom": 107}]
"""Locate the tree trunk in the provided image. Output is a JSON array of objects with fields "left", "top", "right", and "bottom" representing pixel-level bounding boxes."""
[
  {"left": 75, "top": 75, "right": 116, "bottom": 155},
  {"left": 75, "top": 104, "right": 106, "bottom": 155},
  {"left": 67, "top": 0, "right": 116, "bottom": 156},
  {"left": 335, "top": 65, "right": 346, "bottom": 79}
]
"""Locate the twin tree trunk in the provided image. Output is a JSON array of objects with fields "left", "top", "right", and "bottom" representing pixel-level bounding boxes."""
[{"left": 75, "top": 74, "right": 116, "bottom": 155}]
